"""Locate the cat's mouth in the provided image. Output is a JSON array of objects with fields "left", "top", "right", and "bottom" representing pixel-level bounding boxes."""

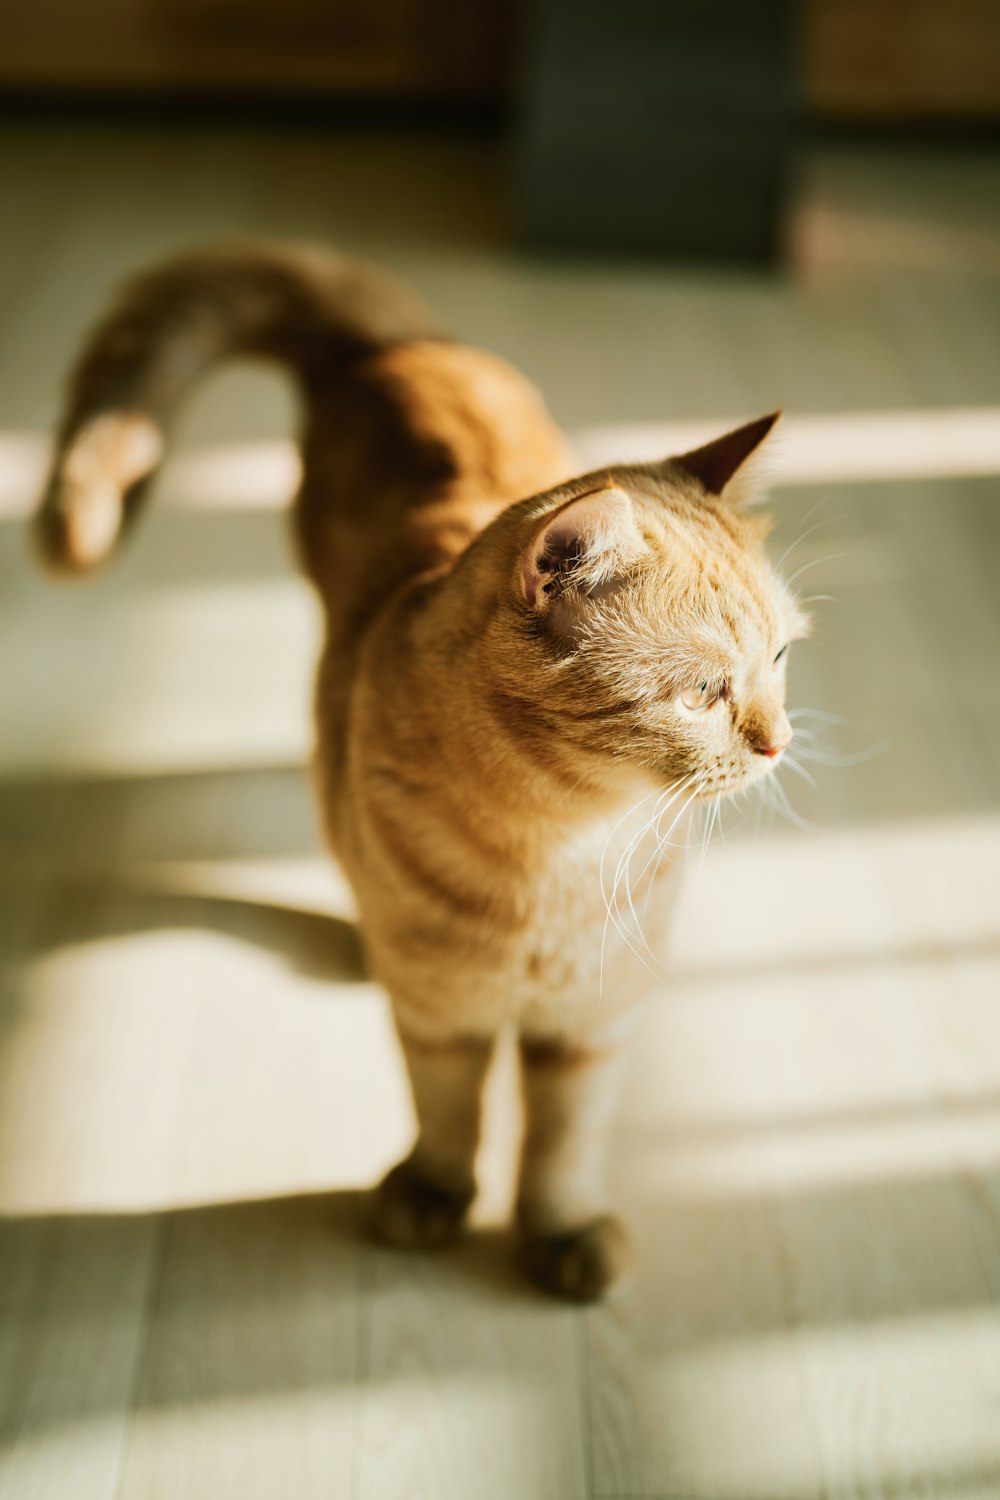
[{"left": 699, "top": 753, "right": 785, "bottom": 797}]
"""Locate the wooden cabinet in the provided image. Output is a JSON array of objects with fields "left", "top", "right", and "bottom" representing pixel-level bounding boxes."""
[
  {"left": 0, "top": 0, "right": 511, "bottom": 100},
  {"left": 805, "top": 0, "right": 1000, "bottom": 118},
  {"left": 0, "top": 0, "right": 996, "bottom": 118}
]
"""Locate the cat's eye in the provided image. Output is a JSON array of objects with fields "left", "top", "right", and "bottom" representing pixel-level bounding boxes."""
[
  {"left": 681, "top": 681, "right": 722, "bottom": 712},
  {"left": 774, "top": 644, "right": 788, "bottom": 664}
]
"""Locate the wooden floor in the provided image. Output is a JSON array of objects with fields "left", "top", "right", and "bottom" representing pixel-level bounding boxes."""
[{"left": 1, "top": 120, "right": 1000, "bottom": 1499}]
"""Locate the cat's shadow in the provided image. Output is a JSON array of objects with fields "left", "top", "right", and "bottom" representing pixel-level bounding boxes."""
[
  {"left": 14, "top": 875, "right": 369, "bottom": 984},
  {"left": 0, "top": 762, "right": 369, "bottom": 984},
  {"left": 0, "top": 1189, "right": 561, "bottom": 1440}
]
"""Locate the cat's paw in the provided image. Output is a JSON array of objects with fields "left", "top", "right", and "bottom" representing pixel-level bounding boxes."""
[
  {"left": 370, "top": 1158, "right": 475, "bottom": 1250},
  {"left": 521, "top": 1215, "right": 632, "bottom": 1302}
]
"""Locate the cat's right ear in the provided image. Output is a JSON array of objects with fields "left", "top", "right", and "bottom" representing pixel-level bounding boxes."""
[
  {"left": 520, "top": 485, "right": 646, "bottom": 610},
  {"left": 671, "top": 412, "right": 781, "bottom": 506}
]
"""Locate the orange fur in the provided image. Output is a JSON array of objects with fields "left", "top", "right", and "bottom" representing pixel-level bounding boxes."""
[{"left": 35, "top": 243, "right": 807, "bottom": 1300}]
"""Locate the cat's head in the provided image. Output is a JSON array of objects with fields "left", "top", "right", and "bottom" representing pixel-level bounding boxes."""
[{"left": 482, "top": 413, "right": 808, "bottom": 802}]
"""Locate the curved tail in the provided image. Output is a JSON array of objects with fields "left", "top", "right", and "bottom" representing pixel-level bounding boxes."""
[{"left": 34, "top": 242, "right": 438, "bottom": 573}]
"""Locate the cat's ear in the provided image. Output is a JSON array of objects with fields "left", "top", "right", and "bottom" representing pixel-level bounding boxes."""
[
  {"left": 520, "top": 485, "right": 645, "bottom": 609},
  {"left": 672, "top": 411, "right": 781, "bottom": 505}
]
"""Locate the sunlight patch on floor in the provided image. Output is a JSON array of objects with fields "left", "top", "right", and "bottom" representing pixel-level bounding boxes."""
[
  {"left": 3, "top": 405, "right": 1000, "bottom": 522},
  {"left": 602, "top": 1309, "right": 1000, "bottom": 1500},
  {"left": 2, "top": 811, "right": 997, "bottom": 1220}
]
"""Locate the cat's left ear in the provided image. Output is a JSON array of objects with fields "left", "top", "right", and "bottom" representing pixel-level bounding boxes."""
[
  {"left": 671, "top": 411, "right": 781, "bottom": 505},
  {"left": 520, "top": 485, "right": 646, "bottom": 610}
]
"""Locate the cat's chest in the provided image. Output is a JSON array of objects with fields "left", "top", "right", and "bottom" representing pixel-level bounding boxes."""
[
  {"left": 437, "top": 812, "right": 688, "bottom": 1038},
  {"left": 352, "top": 793, "right": 690, "bottom": 1035},
  {"left": 520, "top": 820, "right": 685, "bottom": 981}
]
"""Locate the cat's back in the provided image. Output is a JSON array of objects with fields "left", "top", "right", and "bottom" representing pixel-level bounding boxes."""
[{"left": 296, "top": 339, "right": 574, "bottom": 619}]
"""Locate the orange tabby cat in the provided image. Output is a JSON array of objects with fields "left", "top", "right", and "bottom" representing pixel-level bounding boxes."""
[{"left": 35, "top": 243, "right": 806, "bottom": 1300}]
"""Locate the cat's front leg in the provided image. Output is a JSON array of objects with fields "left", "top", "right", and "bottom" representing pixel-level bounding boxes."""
[
  {"left": 372, "top": 1026, "right": 494, "bottom": 1249},
  {"left": 516, "top": 1034, "right": 632, "bottom": 1301}
]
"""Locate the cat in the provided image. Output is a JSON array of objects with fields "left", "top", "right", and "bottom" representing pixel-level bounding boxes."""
[{"left": 35, "top": 243, "right": 807, "bottom": 1300}]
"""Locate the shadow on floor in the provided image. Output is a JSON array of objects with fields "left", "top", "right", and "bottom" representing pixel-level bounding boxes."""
[
  {"left": 0, "top": 1188, "right": 539, "bottom": 1436},
  {"left": 2, "top": 862, "right": 996, "bottom": 996},
  {"left": 0, "top": 875, "right": 368, "bottom": 984},
  {"left": 3, "top": 1153, "right": 1000, "bottom": 1408},
  {"left": 2, "top": 1109, "right": 1000, "bottom": 1495},
  {"left": 0, "top": 762, "right": 323, "bottom": 865}
]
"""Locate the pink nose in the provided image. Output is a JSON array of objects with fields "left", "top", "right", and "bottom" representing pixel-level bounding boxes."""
[{"left": 754, "top": 740, "right": 790, "bottom": 758}]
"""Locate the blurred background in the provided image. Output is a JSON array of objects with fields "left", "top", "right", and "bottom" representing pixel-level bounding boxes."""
[{"left": 1, "top": 4, "right": 999, "bottom": 1499}]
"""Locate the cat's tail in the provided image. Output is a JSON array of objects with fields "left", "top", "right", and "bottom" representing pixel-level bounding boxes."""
[{"left": 34, "top": 241, "right": 438, "bottom": 573}]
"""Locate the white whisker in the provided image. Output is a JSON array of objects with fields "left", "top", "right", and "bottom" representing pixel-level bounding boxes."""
[
  {"left": 774, "top": 509, "right": 843, "bottom": 574},
  {"left": 788, "top": 707, "right": 868, "bottom": 727},
  {"left": 638, "top": 777, "right": 702, "bottom": 920},
  {"left": 769, "top": 770, "right": 815, "bottom": 832},
  {"left": 599, "top": 786, "right": 661, "bottom": 998},
  {"left": 635, "top": 780, "right": 704, "bottom": 919},
  {"left": 600, "top": 779, "right": 695, "bottom": 993},
  {"left": 792, "top": 739, "right": 890, "bottom": 767},
  {"left": 701, "top": 796, "right": 713, "bottom": 857},
  {"left": 796, "top": 593, "right": 837, "bottom": 608},
  {"left": 600, "top": 772, "right": 704, "bottom": 992},
  {"left": 614, "top": 773, "right": 699, "bottom": 959},
  {"left": 781, "top": 753, "right": 816, "bottom": 788},
  {"left": 784, "top": 551, "right": 851, "bottom": 588}
]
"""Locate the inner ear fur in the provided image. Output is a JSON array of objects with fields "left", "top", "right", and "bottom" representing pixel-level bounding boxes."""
[
  {"left": 672, "top": 411, "right": 781, "bottom": 504},
  {"left": 520, "top": 485, "right": 646, "bottom": 608}
]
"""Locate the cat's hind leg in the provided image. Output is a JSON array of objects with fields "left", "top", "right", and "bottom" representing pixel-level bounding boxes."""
[{"left": 372, "top": 1028, "right": 494, "bottom": 1249}]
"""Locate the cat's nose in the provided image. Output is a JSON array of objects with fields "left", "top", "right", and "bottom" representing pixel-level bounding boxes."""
[
  {"left": 751, "top": 706, "right": 792, "bottom": 757},
  {"left": 743, "top": 706, "right": 792, "bottom": 758}
]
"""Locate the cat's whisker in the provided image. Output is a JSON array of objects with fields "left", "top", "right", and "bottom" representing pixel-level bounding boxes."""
[
  {"left": 755, "top": 772, "right": 778, "bottom": 831},
  {"left": 746, "top": 779, "right": 763, "bottom": 833},
  {"left": 608, "top": 784, "right": 676, "bottom": 902},
  {"left": 637, "top": 775, "right": 704, "bottom": 922},
  {"left": 652, "top": 775, "right": 701, "bottom": 847},
  {"left": 603, "top": 773, "right": 702, "bottom": 981},
  {"left": 788, "top": 706, "right": 867, "bottom": 727},
  {"left": 768, "top": 769, "right": 816, "bottom": 832},
  {"left": 641, "top": 780, "right": 704, "bottom": 888},
  {"left": 774, "top": 508, "right": 843, "bottom": 574},
  {"left": 784, "top": 551, "right": 852, "bottom": 589},
  {"left": 655, "top": 781, "right": 706, "bottom": 886},
  {"left": 599, "top": 782, "right": 686, "bottom": 995},
  {"left": 785, "top": 707, "right": 888, "bottom": 769},
  {"left": 796, "top": 593, "right": 837, "bottom": 608},
  {"left": 649, "top": 775, "right": 703, "bottom": 861},
  {"left": 614, "top": 773, "right": 699, "bottom": 959},
  {"left": 599, "top": 787, "right": 659, "bottom": 911},
  {"left": 628, "top": 793, "right": 699, "bottom": 940},
  {"left": 696, "top": 798, "right": 710, "bottom": 867},
  {"left": 781, "top": 753, "right": 816, "bottom": 787},
  {"left": 615, "top": 818, "right": 662, "bottom": 959},
  {"left": 599, "top": 786, "right": 664, "bottom": 996},
  {"left": 605, "top": 853, "right": 670, "bottom": 987},
  {"left": 792, "top": 741, "right": 889, "bottom": 767},
  {"left": 698, "top": 792, "right": 721, "bottom": 869}
]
